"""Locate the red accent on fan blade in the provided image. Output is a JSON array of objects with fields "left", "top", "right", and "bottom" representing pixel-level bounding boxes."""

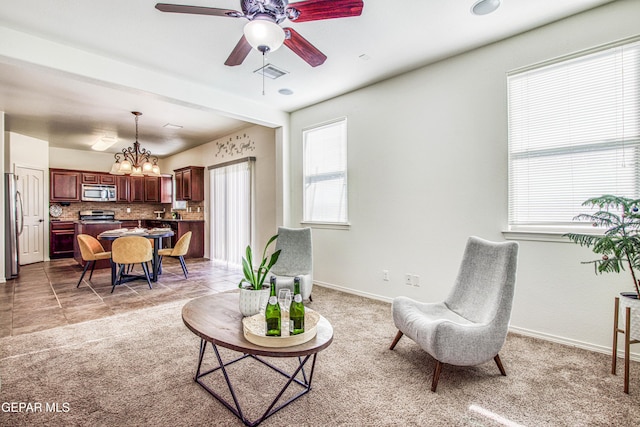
[
  {"left": 283, "top": 28, "right": 327, "bottom": 67},
  {"left": 155, "top": 3, "right": 241, "bottom": 18},
  {"left": 288, "top": 0, "right": 363, "bottom": 22},
  {"left": 225, "top": 35, "right": 252, "bottom": 66}
]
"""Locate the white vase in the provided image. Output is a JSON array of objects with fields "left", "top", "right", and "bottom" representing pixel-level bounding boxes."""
[
  {"left": 239, "top": 287, "right": 270, "bottom": 317},
  {"left": 619, "top": 292, "right": 640, "bottom": 341}
]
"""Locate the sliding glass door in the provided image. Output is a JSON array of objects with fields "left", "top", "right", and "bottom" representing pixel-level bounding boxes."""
[{"left": 209, "top": 158, "right": 255, "bottom": 267}]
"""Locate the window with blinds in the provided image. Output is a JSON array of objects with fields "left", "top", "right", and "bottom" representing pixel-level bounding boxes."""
[
  {"left": 508, "top": 38, "right": 640, "bottom": 230},
  {"left": 303, "top": 118, "right": 348, "bottom": 224}
]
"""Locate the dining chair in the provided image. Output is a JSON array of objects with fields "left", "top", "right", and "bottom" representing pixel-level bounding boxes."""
[
  {"left": 76, "top": 234, "right": 111, "bottom": 288},
  {"left": 110, "top": 236, "right": 153, "bottom": 293},
  {"left": 158, "top": 231, "right": 192, "bottom": 279}
]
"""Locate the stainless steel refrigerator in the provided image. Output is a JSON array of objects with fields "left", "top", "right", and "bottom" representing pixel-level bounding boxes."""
[{"left": 5, "top": 173, "right": 24, "bottom": 280}]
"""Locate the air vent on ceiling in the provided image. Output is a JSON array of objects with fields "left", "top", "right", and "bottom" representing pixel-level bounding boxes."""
[{"left": 254, "top": 63, "right": 289, "bottom": 80}]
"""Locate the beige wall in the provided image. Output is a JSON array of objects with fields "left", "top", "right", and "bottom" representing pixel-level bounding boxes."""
[
  {"left": 162, "top": 124, "right": 277, "bottom": 260},
  {"left": 289, "top": 0, "right": 640, "bottom": 356}
]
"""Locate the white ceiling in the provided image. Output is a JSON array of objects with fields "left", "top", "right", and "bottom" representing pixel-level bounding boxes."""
[{"left": 0, "top": 0, "right": 614, "bottom": 158}]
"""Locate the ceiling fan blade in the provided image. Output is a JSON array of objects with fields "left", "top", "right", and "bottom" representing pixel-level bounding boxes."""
[
  {"left": 283, "top": 28, "right": 327, "bottom": 67},
  {"left": 225, "top": 36, "right": 252, "bottom": 66},
  {"left": 155, "top": 3, "right": 242, "bottom": 18},
  {"left": 287, "top": 0, "right": 363, "bottom": 23}
]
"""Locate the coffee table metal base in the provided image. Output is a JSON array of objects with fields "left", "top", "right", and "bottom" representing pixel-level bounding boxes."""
[{"left": 194, "top": 339, "right": 317, "bottom": 427}]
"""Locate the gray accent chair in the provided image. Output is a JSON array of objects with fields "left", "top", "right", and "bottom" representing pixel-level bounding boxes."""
[
  {"left": 390, "top": 236, "right": 519, "bottom": 392},
  {"left": 270, "top": 226, "right": 313, "bottom": 300}
]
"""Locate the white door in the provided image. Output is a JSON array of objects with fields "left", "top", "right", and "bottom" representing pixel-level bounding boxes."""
[{"left": 16, "top": 166, "right": 45, "bottom": 265}]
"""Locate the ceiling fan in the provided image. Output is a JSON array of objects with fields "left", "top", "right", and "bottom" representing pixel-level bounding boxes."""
[{"left": 155, "top": 0, "right": 364, "bottom": 67}]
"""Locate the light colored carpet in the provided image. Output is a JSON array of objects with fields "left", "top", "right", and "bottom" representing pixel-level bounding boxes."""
[{"left": 1, "top": 286, "right": 639, "bottom": 426}]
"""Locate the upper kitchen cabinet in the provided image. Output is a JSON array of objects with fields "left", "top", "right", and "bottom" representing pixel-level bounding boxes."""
[
  {"left": 144, "top": 176, "right": 160, "bottom": 202},
  {"left": 120, "top": 175, "right": 172, "bottom": 203},
  {"left": 50, "top": 169, "right": 81, "bottom": 202},
  {"left": 129, "top": 176, "right": 145, "bottom": 203},
  {"left": 174, "top": 166, "right": 204, "bottom": 202},
  {"left": 160, "top": 174, "right": 172, "bottom": 204},
  {"left": 116, "top": 175, "right": 130, "bottom": 202},
  {"left": 81, "top": 172, "right": 116, "bottom": 185}
]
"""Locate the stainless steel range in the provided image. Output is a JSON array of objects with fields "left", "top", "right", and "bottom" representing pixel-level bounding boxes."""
[{"left": 78, "top": 210, "right": 118, "bottom": 223}]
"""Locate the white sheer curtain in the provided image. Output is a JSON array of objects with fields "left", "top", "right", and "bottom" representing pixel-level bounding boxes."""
[{"left": 210, "top": 158, "right": 255, "bottom": 267}]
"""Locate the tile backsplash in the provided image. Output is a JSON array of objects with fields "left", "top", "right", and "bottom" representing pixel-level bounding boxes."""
[{"left": 51, "top": 202, "right": 205, "bottom": 221}]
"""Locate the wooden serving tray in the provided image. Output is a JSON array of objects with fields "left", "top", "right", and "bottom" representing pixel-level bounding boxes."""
[{"left": 242, "top": 309, "right": 320, "bottom": 348}]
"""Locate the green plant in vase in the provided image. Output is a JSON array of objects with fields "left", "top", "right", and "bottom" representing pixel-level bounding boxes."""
[
  {"left": 564, "top": 195, "right": 640, "bottom": 298},
  {"left": 238, "top": 234, "right": 281, "bottom": 291}
]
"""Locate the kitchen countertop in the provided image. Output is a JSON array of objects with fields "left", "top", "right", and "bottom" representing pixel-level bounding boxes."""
[{"left": 115, "top": 218, "right": 204, "bottom": 222}]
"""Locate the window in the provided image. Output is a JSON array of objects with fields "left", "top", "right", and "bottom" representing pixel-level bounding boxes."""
[
  {"left": 303, "top": 118, "right": 348, "bottom": 225},
  {"left": 209, "top": 158, "right": 255, "bottom": 267},
  {"left": 508, "top": 38, "right": 640, "bottom": 231}
]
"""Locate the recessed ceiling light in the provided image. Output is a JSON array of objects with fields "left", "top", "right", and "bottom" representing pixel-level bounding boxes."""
[
  {"left": 163, "top": 123, "right": 183, "bottom": 130},
  {"left": 471, "top": 0, "right": 501, "bottom": 16},
  {"left": 278, "top": 88, "right": 294, "bottom": 95},
  {"left": 91, "top": 136, "right": 118, "bottom": 151}
]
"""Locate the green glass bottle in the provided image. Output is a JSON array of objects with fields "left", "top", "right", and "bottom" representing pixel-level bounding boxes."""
[
  {"left": 265, "top": 276, "right": 281, "bottom": 336},
  {"left": 289, "top": 277, "right": 305, "bottom": 335}
]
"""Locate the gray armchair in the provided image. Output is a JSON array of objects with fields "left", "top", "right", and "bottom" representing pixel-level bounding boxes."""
[
  {"left": 390, "top": 236, "right": 519, "bottom": 392},
  {"left": 270, "top": 227, "right": 313, "bottom": 300}
]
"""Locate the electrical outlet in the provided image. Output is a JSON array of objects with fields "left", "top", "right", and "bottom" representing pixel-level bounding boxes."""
[
  {"left": 412, "top": 275, "right": 420, "bottom": 287},
  {"left": 383, "top": 270, "right": 390, "bottom": 281},
  {"left": 405, "top": 274, "right": 412, "bottom": 286},
  {"left": 126, "top": 207, "right": 131, "bottom": 213}
]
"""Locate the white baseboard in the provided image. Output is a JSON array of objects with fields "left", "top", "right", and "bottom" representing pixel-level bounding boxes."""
[{"left": 313, "top": 281, "right": 640, "bottom": 362}]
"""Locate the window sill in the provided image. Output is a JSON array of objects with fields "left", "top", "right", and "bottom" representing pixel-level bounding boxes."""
[
  {"left": 503, "top": 226, "right": 605, "bottom": 243},
  {"left": 300, "top": 221, "right": 351, "bottom": 231}
]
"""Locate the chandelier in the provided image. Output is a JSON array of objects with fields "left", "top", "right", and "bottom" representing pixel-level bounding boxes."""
[{"left": 109, "top": 112, "right": 161, "bottom": 176}]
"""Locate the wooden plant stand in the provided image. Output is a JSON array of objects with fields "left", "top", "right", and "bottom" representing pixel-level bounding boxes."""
[{"left": 612, "top": 296, "right": 640, "bottom": 394}]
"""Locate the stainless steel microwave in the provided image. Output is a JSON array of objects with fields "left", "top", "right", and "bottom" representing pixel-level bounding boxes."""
[{"left": 81, "top": 184, "right": 116, "bottom": 202}]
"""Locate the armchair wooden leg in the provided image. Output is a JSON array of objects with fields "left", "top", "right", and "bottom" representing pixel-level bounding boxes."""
[
  {"left": 431, "top": 360, "right": 443, "bottom": 392},
  {"left": 390, "top": 330, "right": 404, "bottom": 350},
  {"left": 494, "top": 354, "right": 507, "bottom": 376}
]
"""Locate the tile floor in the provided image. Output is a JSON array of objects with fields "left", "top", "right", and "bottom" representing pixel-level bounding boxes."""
[{"left": 0, "top": 257, "right": 242, "bottom": 337}]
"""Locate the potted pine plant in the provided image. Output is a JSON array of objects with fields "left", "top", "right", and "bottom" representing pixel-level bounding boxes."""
[
  {"left": 238, "top": 234, "right": 281, "bottom": 316},
  {"left": 565, "top": 195, "right": 640, "bottom": 337}
]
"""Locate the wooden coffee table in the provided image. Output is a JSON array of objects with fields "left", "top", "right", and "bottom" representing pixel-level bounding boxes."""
[{"left": 182, "top": 292, "right": 334, "bottom": 427}]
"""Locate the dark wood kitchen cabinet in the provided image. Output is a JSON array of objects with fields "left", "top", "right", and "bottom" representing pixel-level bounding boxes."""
[
  {"left": 178, "top": 221, "right": 204, "bottom": 258},
  {"left": 81, "top": 172, "right": 116, "bottom": 185},
  {"left": 144, "top": 176, "right": 160, "bottom": 202},
  {"left": 118, "top": 175, "right": 171, "bottom": 203},
  {"left": 50, "top": 221, "right": 75, "bottom": 258},
  {"left": 129, "top": 176, "right": 145, "bottom": 203},
  {"left": 50, "top": 169, "right": 81, "bottom": 202},
  {"left": 174, "top": 166, "right": 204, "bottom": 202},
  {"left": 116, "top": 175, "right": 130, "bottom": 202},
  {"left": 160, "top": 175, "right": 172, "bottom": 204}
]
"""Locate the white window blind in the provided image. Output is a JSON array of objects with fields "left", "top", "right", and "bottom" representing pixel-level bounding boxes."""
[
  {"left": 508, "top": 39, "right": 640, "bottom": 228},
  {"left": 210, "top": 158, "right": 254, "bottom": 267},
  {"left": 303, "top": 118, "right": 348, "bottom": 224}
]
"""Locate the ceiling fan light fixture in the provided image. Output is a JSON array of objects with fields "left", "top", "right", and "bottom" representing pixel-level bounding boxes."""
[
  {"left": 243, "top": 16, "right": 285, "bottom": 53},
  {"left": 471, "top": 0, "right": 501, "bottom": 16}
]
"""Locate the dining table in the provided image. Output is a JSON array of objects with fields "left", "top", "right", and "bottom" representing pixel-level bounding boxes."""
[{"left": 97, "top": 228, "right": 175, "bottom": 286}]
